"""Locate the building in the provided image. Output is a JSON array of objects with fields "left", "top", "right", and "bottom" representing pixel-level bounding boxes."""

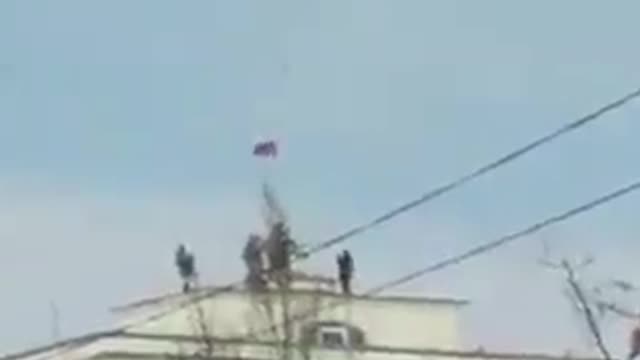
[{"left": 0, "top": 276, "right": 604, "bottom": 360}]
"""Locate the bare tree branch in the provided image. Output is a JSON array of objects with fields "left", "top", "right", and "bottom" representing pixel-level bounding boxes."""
[
  {"left": 560, "top": 260, "right": 612, "bottom": 360},
  {"left": 540, "top": 253, "right": 612, "bottom": 360}
]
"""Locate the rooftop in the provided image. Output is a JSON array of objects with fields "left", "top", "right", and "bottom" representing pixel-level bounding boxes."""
[
  {"left": 1, "top": 331, "right": 609, "bottom": 360},
  {"left": 111, "top": 284, "right": 469, "bottom": 315}
]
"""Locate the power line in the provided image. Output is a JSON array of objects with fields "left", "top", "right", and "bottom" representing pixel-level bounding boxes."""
[
  {"left": 303, "top": 87, "right": 640, "bottom": 256},
  {"left": 117, "top": 87, "right": 640, "bottom": 332},
  {"left": 366, "top": 179, "right": 640, "bottom": 296},
  {"left": 248, "top": 179, "right": 640, "bottom": 339}
]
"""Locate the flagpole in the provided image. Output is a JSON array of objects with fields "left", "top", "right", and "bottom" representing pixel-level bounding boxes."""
[{"left": 253, "top": 140, "right": 280, "bottom": 229}]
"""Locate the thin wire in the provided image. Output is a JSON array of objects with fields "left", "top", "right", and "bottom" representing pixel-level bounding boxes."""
[
  {"left": 117, "top": 87, "right": 640, "bottom": 332},
  {"left": 366, "top": 180, "right": 640, "bottom": 295},
  {"left": 248, "top": 179, "right": 640, "bottom": 339},
  {"left": 304, "top": 87, "right": 640, "bottom": 256},
  {"left": 114, "top": 285, "right": 238, "bottom": 331}
]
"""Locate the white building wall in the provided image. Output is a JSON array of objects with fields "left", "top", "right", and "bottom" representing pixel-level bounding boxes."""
[
  {"left": 131, "top": 289, "right": 462, "bottom": 350},
  {"left": 328, "top": 298, "right": 459, "bottom": 350},
  {"left": 9, "top": 290, "right": 597, "bottom": 360},
  {"left": 60, "top": 336, "right": 459, "bottom": 360}
]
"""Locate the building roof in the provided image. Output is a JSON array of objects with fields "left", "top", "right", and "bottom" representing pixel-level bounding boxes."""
[
  {"left": 3, "top": 285, "right": 468, "bottom": 360},
  {"left": 112, "top": 285, "right": 469, "bottom": 315},
  {"left": 0, "top": 331, "right": 121, "bottom": 360},
  {"left": 1, "top": 331, "right": 609, "bottom": 360}
]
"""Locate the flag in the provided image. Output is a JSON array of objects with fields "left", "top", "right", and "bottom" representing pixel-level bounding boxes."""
[{"left": 253, "top": 140, "right": 278, "bottom": 157}]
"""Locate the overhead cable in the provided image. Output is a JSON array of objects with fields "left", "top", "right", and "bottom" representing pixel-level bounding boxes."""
[
  {"left": 304, "top": 87, "right": 640, "bottom": 256},
  {"left": 118, "top": 87, "right": 640, "bottom": 332},
  {"left": 249, "top": 179, "right": 640, "bottom": 338}
]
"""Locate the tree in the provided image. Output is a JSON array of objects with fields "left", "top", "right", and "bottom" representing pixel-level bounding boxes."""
[{"left": 541, "top": 255, "right": 612, "bottom": 360}]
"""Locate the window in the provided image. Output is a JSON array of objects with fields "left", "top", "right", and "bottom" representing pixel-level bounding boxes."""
[
  {"left": 318, "top": 325, "right": 349, "bottom": 348},
  {"left": 300, "top": 321, "right": 366, "bottom": 349}
]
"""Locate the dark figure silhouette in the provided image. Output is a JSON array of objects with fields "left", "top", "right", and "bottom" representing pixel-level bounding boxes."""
[
  {"left": 265, "top": 222, "right": 298, "bottom": 284},
  {"left": 243, "top": 234, "right": 267, "bottom": 291},
  {"left": 337, "top": 250, "right": 354, "bottom": 295},
  {"left": 175, "top": 244, "right": 196, "bottom": 293}
]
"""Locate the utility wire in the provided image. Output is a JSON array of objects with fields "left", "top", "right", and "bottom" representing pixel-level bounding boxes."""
[
  {"left": 248, "top": 179, "right": 640, "bottom": 339},
  {"left": 365, "top": 180, "right": 640, "bottom": 295},
  {"left": 303, "top": 87, "right": 640, "bottom": 257},
  {"left": 116, "top": 87, "right": 640, "bottom": 331}
]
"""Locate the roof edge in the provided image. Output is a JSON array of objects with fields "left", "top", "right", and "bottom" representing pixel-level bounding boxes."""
[
  {"left": 2, "top": 331, "right": 606, "bottom": 360},
  {"left": 113, "top": 285, "right": 468, "bottom": 314},
  {"left": 105, "top": 332, "right": 609, "bottom": 360}
]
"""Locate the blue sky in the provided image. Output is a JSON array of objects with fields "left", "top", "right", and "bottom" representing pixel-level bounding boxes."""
[{"left": 1, "top": 0, "right": 640, "bottom": 355}]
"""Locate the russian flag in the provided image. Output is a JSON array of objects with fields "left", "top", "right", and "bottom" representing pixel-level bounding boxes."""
[{"left": 253, "top": 140, "right": 278, "bottom": 158}]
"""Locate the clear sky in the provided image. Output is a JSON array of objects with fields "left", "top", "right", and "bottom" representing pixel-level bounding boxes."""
[{"left": 1, "top": 0, "right": 640, "bottom": 356}]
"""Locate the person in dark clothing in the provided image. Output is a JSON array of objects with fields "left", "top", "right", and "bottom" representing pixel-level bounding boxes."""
[
  {"left": 266, "top": 221, "right": 308, "bottom": 287},
  {"left": 175, "top": 244, "right": 196, "bottom": 293},
  {"left": 243, "top": 234, "right": 267, "bottom": 291},
  {"left": 337, "top": 250, "right": 354, "bottom": 295},
  {"left": 265, "top": 223, "right": 292, "bottom": 269},
  {"left": 267, "top": 222, "right": 289, "bottom": 271}
]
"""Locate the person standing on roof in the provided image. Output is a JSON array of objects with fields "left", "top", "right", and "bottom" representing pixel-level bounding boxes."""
[
  {"left": 337, "top": 250, "right": 354, "bottom": 295},
  {"left": 265, "top": 221, "right": 300, "bottom": 285},
  {"left": 175, "top": 244, "right": 197, "bottom": 293},
  {"left": 243, "top": 233, "right": 267, "bottom": 291}
]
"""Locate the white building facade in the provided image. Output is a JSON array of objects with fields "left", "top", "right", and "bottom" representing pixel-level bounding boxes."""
[{"left": 1, "top": 279, "right": 602, "bottom": 360}]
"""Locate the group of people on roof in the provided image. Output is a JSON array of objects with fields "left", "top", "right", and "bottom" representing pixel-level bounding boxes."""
[
  {"left": 242, "top": 221, "right": 354, "bottom": 295},
  {"left": 173, "top": 221, "right": 355, "bottom": 296}
]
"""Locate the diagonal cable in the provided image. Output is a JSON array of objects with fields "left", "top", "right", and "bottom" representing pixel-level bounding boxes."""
[
  {"left": 304, "top": 87, "right": 640, "bottom": 256},
  {"left": 249, "top": 179, "right": 640, "bottom": 339}
]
